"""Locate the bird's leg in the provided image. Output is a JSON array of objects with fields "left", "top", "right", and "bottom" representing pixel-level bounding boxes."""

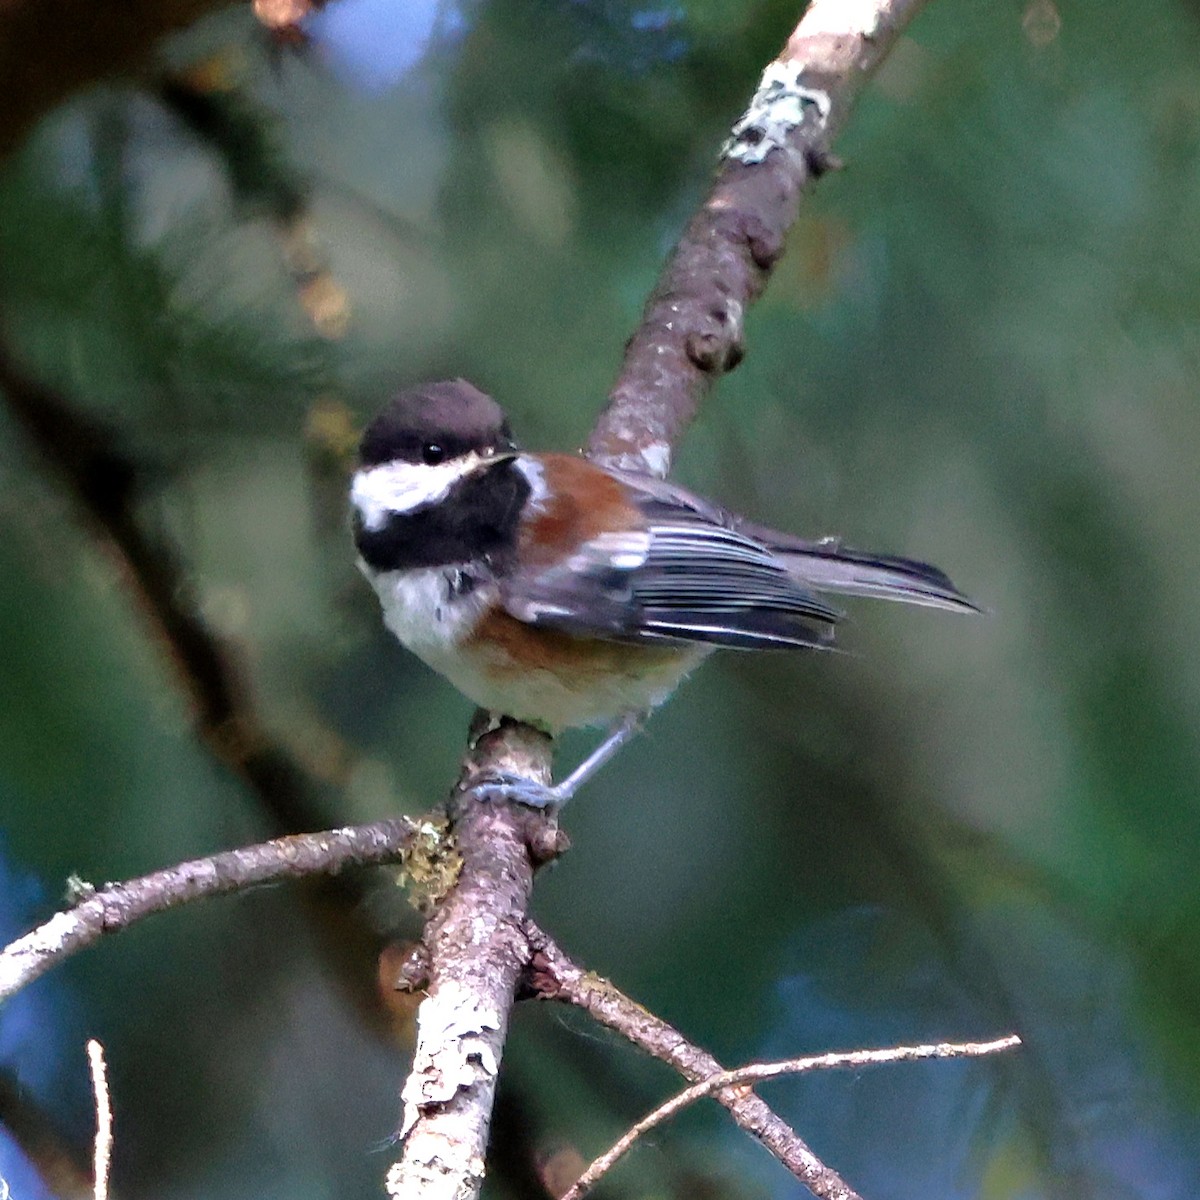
[{"left": 468, "top": 710, "right": 649, "bottom": 810}]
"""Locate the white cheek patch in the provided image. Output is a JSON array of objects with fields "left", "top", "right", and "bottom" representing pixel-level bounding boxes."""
[
  {"left": 350, "top": 455, "right": 484, "bottom": 531},
  {"left": 514, "top": 455, "right": 549, "bottom": 510}
]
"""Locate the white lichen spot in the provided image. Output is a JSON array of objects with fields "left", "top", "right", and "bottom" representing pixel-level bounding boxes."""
[
  {"left": 399, "top": 981, "right": 504, "bottom": 1137},
  {"left": 639, "top": 442, "right": 672, "bottom": 478},
  {"left": 801, "top": 0, "right": 886, "bottom": 39},
  {"left": 723, "top": 62, "right": 831, "bottom": 165},
  {"left": 0, "top": 910, "right": 80, "bottom": 998}
]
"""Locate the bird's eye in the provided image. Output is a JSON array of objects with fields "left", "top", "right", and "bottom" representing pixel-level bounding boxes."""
[{"left": 422, "top": 443, "right": 445, "bottom": 465}]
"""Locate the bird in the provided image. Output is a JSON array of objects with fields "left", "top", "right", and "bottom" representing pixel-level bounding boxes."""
[{"left": 350, "top": 379, "right": 976, "bottom": 808}]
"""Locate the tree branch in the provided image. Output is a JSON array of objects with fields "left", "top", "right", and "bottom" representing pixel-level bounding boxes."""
[
  {"left": 524, "top": 922, "right": 864, "bottom": 1200},
  {"left": 588, "top": 0, "right": 927, "bottom": 476},
  {"left": 0, "top": 342, "right": 343, "bottom": 837},
  {"left": 384, "top": 723, "right": 563, "bottom": 1200},
  {"left": 389, "top": 2, "right": 935, "bottom": 1195},
  {"left": 86, "top": 1040, "right": 113, "bottom": 1200},
  {"left": 0, "top": 818, "right": 417, "bottom": 1004},
  {"left": 561, "top": 1036, "right": 1023, "bottom": 1200}
]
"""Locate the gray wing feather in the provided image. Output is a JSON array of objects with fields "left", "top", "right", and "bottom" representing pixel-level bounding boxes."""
[
  {"left": 616, "top": 470, "right": 977, "bottom": 613},
  {"left": 502, "top": 486, "right": 839, "bottom": 650},
  {"left": 501, "top": 467, "right": 975, "bottom": 645}
]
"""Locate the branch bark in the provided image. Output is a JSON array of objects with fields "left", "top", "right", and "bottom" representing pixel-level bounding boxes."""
[
  {"left": 389, "top": 1, "right": 933, "bottom": 1196},
  {"left": 560, "top": 1036, "right": 1023, "bottom": 1200},
  {"left": 0, "top": 818, "right": 417, "bottom": 1003},
  {"left": 385, "top": 722, "right": 560, "bottom": 1200},
  {"left": 588, "top": 0, "right": 927, "bottom": 477},
  {"left": 524, "top": 923, "right": 864, "bottom": 1200}
]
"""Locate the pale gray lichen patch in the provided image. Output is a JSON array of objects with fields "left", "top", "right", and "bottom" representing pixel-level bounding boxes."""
[
  {"left": 722, "top": 63, "right": 831, "bottom": 165},
  {"left": 637, "top": 441, "right": 672, "bottom": 478},
  {"left": 399, "top": 981, "right": 503, "bottom": 1137}
]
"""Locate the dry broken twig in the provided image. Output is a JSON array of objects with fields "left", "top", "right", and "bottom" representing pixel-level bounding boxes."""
[
  {"left": 87, "top": 1040, "right": 113, "bottom": 1200},
  {"left": 560, "top": 1035, "right": 1023, "bottom": 1200},
  {"left": 524, "top": 922, "right": 861, "bottom": 1200}
]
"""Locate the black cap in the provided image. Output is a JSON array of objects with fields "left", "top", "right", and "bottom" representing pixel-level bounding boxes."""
[{"left": 359, "top": 379, "right": 516, "bottom": 467}]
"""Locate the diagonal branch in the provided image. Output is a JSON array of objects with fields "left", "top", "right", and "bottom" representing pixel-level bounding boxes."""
[
  {"left": 0, "top": 817, "right": 417, "bottom": 1004},
  {"left": 389, "top": 1, "right": 935, "bottom": 1197},
  {"left": 524, "top": 922, "right": 864, "bottom": 1200},
  {"left": 0, "top": 342, "right": 342, "bottom": 837},
  {"left": 560, "top": 1035, "right": 1023, "bottom": 1200},
  {"left": 588, "top": 0, "right": 928, "bottom": 476}
]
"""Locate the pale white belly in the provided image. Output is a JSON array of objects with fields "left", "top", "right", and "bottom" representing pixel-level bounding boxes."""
[{"left": 362, "top": 563, "right": 708, "bottom": 730}]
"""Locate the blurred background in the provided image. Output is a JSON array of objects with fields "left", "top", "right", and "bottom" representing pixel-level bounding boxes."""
[{"left": 3, "top": 0, "right": 1199, "bottom": 1197}]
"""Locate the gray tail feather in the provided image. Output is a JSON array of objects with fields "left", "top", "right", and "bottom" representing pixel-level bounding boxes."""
[{"left": 742, "top": 529, "right": 978, "bottom": 613}]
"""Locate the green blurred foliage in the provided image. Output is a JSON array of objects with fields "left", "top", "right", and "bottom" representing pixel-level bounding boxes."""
[{"left": 3, "top": 0, "right": 1200, "bottom": 1197}]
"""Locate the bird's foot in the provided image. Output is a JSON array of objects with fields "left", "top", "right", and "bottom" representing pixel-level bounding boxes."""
[
  {"left": 467, "top": 772, "right": 570, "bottom": 810},
  {"left": 465, "top": 710, "right": 651, "bottom": 810}
]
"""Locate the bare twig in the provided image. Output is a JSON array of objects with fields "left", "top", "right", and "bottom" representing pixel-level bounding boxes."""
[
  {"left": 390, "top": 1, "right": 935, "bottom": 1196},
  {"left": 0, "top": 818, "right": 417, "bottom": 1004},
  {"left": 524, "top": 922, "right": 863, "bottom": 1200},
  {"left": 561, "top": 1035, "right": 1022, "bottom": 1200},
  {"left": 86, "top": 1041, "right": 112, "bottom": 1200}
]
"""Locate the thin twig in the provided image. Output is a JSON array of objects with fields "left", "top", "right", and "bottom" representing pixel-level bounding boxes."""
[
  {"left": 86, "top": 1041, "right": 112, "bottom": 1200},
  {"left": 524, "top": 922, "right": 863, "bottom": 1200},
  {"left": 0, "top": 818, "right": 417, "bottom": 1004},
  {"left": 561, "top": 1035, "right": 1022, "bottom": 1200}
]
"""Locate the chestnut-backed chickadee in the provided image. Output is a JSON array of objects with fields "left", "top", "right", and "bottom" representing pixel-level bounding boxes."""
[{"left": 351, "top": 380, "right": 975, "bottom": 807}]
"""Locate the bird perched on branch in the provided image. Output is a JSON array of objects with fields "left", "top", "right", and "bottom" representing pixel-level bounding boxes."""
[{"left": 351, "top": 379, "right": 975, "bottom": 807}]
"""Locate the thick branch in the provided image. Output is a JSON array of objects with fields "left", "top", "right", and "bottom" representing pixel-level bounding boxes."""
[
  {"left": 524, "top": 923, "right": 863, "bottom": 1200},
  {"left": 385, "top": 724, "right": 558, "bottom": 1200},
  {"left": 0, "top": 818, "right": 417, "bottom": 1004},
  {"left": 588, "top": 0, "right": 927, "bottom": 476},
  {"left": 562, "top": 1036, "right": 1022, "bottom": 1200}
]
